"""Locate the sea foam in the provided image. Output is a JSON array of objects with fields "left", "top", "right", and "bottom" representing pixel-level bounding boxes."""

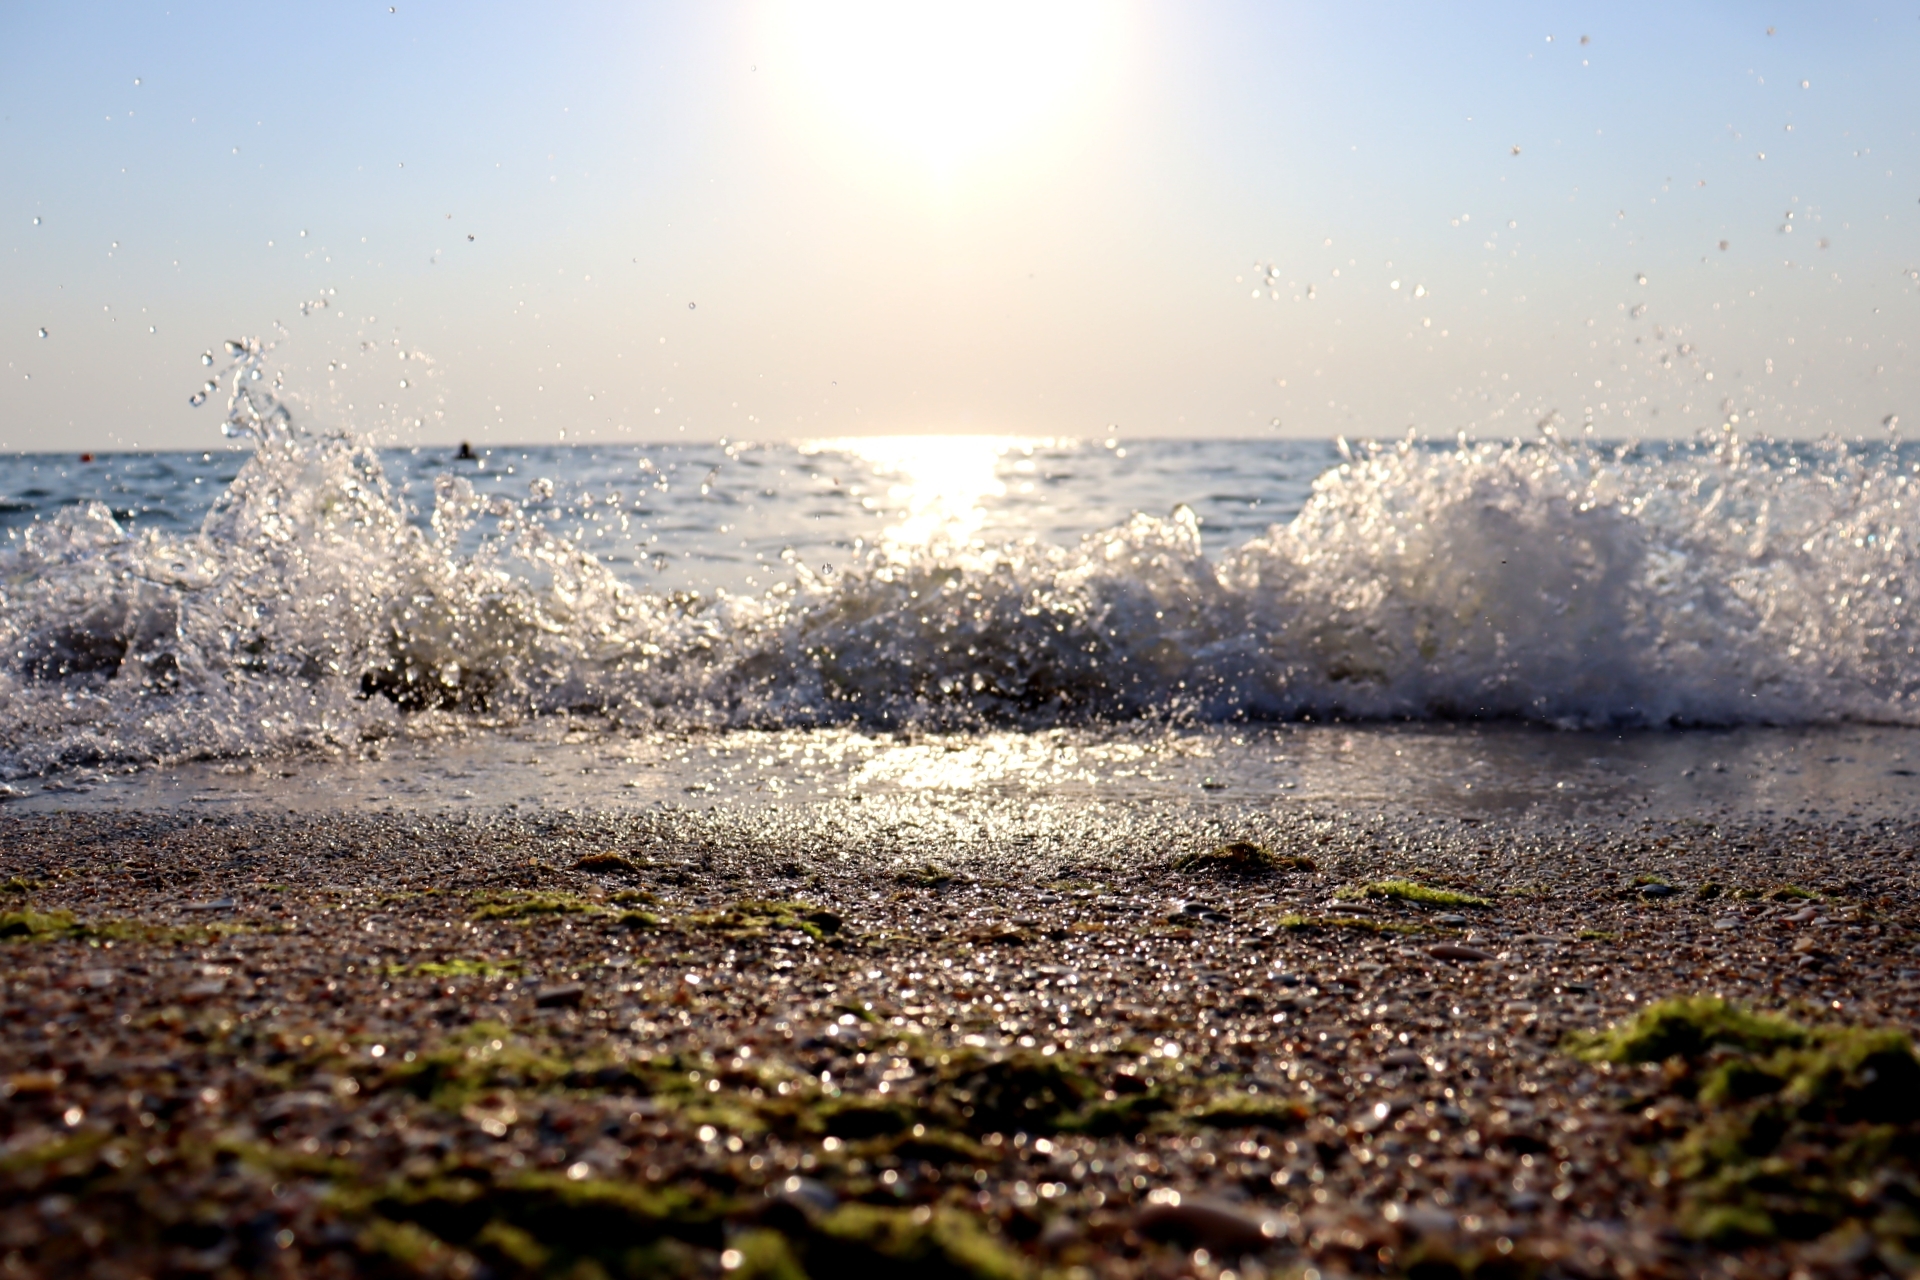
[{"left": 2, "top": 349, "right": 1916, "bottom": 778}]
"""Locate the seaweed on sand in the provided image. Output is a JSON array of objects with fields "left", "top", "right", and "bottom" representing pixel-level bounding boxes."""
[{"left": 1566, "top": 996, "right": 1920, "bottom": 1259}]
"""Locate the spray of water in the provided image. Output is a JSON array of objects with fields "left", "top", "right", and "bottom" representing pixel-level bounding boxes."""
[{"left": 3, "top": 347, "right": 1918, "bottom": 779}]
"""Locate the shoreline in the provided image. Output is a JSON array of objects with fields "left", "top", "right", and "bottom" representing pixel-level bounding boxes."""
[{"left": 3, "top": 804, "right": 1918, "bottom": 1278}]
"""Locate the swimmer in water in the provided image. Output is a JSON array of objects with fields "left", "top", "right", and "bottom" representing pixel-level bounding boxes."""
[{"left": 456, "top": 441, "right": 476, "bottom": 460}]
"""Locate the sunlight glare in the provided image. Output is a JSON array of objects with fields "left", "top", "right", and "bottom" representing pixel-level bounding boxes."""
[
  {"left": 777, "top": 1, "right": 1118, "bottom": 172},
  {"left": 808, "top": 435, "right": 1012, "bottom": 556}
]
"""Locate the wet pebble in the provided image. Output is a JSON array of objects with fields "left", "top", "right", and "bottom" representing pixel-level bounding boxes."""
[
  {"left": 1428, "top": 943, "right": 1494, "bottom": 962},
  {"left": 1133, "top": 1190, "right": 1275, "bottom": 1253}
]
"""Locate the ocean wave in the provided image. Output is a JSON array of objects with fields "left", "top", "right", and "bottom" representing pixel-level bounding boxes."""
[{"left": 3, "top": 347, "right": 1918, "bottom": 777}]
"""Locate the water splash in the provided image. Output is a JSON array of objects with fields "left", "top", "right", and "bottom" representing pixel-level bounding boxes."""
[{"left": 4, "top": 350, "right": 1920, "bottom": 779}]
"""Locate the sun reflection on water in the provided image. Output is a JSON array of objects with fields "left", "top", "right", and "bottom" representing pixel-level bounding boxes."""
[{"left": 806, "top": 435, "right": 1024, "bottom": 560}]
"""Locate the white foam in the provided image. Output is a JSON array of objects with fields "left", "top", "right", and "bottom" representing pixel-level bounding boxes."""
[{"left": 4, "top": 354, "right": 1918, "bottom": 778}]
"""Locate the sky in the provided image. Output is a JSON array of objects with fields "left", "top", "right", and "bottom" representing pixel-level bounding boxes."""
[{"left": 0, "top": 1, "right": 1915, "bottom": 452}]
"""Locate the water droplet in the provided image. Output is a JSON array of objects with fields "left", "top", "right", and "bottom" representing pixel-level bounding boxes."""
[
  {"left": 399, "top": 379, "right": 409, "bottom": 389},
  {"left": 133, "top": 77, "right": 141, "bottom": 85},
  {"left": 1510, "top": 144, "right": 1522, "bottom": 156},
  {"left": 1389, "top": 279, "right": 1401, "bottom": 290},
  {"left": 36, "top": 327, "right": 47, "bottom": 339},
  {"left": 1719, "top": 240, "right": 1730, "bottom": 251},
  {"left": 1305, "top": 285, "right": 1316, "bottom": 299},
  {"left": 32, "top": 216, "right": 40, "bottom": 225},
  {"left": 1508, "top": 220, "right": 1518, "bottom": 230},
  {"left": 1801, "top": 80, "right": 1810, "bottom": 89},
  {"left": 467, "top": 233, "right": 474, "bottom": 241},
  {"left": 188, "top": 392, "right": 206, "bottom": 407},
  {"left": 821, "top": 563, "right": 835, "bottom": 577},
  {"left": 224, "top": 339, "right": 244, "bottom": 355},
  {"left": 299, "top": 229, "right": 307, "bottom": 237},
  {"left": 1636, "top": 274, "right": 1648, "bottom": 285},
  {"left": 1412, "top": 284, "right": 1427, "bottom": 298},
  {"left": 249, "top": 368, "right": 262, "bottom": 381},
  {"left": 201, "top": 351, "right": 213, "bottom": 365},
  {"left": 687, "top": 301, "right": 696, "bottom": 310}
]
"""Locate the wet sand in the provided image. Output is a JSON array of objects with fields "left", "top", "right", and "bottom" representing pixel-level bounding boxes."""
[{"left": 4, "top": 786, "right": 1919, "bottom": 1278}]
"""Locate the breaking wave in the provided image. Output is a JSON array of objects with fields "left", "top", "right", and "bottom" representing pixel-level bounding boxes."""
[{"left": 4, "top": 345, "right": 1919, "bottom": 778}]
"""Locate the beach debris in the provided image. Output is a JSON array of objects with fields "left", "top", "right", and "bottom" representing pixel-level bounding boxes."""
[
  {"left": 1172, "top": 899, "right": 1229, "bottom": 924},
  {"left": 895, "top": 861, "right": 955, "bottom": 888},
  {"left": 1170, "top": 840, "right": 1313, "bottom": 875},
  {"left": 572, "top": 852, "right": 645, "bottom": 875}
]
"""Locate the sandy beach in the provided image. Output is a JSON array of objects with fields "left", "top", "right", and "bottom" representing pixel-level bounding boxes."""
[{"left": 4, "top": 798, "right": 1917, "bottom": 1279}]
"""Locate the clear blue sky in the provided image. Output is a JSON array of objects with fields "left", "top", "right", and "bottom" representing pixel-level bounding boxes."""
[{"left": 1, "top": 1, "right": 1914, "bottom": 451}]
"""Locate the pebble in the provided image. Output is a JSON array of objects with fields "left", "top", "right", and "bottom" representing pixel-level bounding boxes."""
[
  {"left": 771, "top": 1175, "right": 837, "bottom": 1218},
  {"left": 1712, "top": 917, "right": 1741, "bottom": 930},
  {"left": 181, "top": 898, "right": 236, "bottom": 912},
  {"left": 1133, "top": 1191, "right": 1276, "bottom": 1252},
  {"left": 534, "top": 983, "right": 585, "bottom": 1008},
  {"left": 1434, "top": 913, "right": 1469, "bottom": 926},
  {"left": 1428, "top": 943, "right": 1495, "bottom": 962},
  {"left": 1638, "top": 883, "right": 1679, "bottom": 899}
]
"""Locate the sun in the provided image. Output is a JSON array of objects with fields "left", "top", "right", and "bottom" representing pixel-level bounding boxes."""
[{"left": 774, "top": 1, "right": 1120, "bottom": 174}]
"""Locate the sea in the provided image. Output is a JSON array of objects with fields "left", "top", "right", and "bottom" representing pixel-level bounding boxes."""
[{"left": 4, "top": 346, "right": 1919, "bottom": 824}]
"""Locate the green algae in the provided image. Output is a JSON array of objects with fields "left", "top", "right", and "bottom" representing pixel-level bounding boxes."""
[
  {"left": 1337, "top": 879, "right": 1490, "bottom": 908},
  {"left": 345, "top": 1170, "right": 1030, "bottom": 1280},
  {"left": 686, "top": 900, "right": 841, "bottom": 942},
  {"left": 1275, "top": 913, "right": 1423, "bottom": 936},
  {"left": 358, "top": 1169, "right": 725, "bottom": 1277},
  {"left": 0, "top": 906, "right": 211, "bottom": 946},
  {"left": 1566, "top": 996, "right": 1920, "bottom": 1257},
  {"left": 806, "top": 1203, "right": 1031, "bottom": 1280},
  {"left": 0, "top": 906, "right": 84, "bottom": 942},
  {"left": 1564, "top": 995, "right": 1806, "bottom": 1065},
  {"left": 1181, "top": 1092, "right": 1311, "bottom": 1131},
  {"left": 390, "top": 958, "right": 521, "bottom": 980},
  {"left": 471, "top": 891, "right": 600, "bottom": 921}
]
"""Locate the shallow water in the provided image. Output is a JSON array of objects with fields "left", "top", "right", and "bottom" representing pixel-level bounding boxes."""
[
  {"left": 18, "top": 722, "right": 1920, "bottom": 832},
  {"left": 6, "top": 345, "right": 1920, "bottom": 799}
]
